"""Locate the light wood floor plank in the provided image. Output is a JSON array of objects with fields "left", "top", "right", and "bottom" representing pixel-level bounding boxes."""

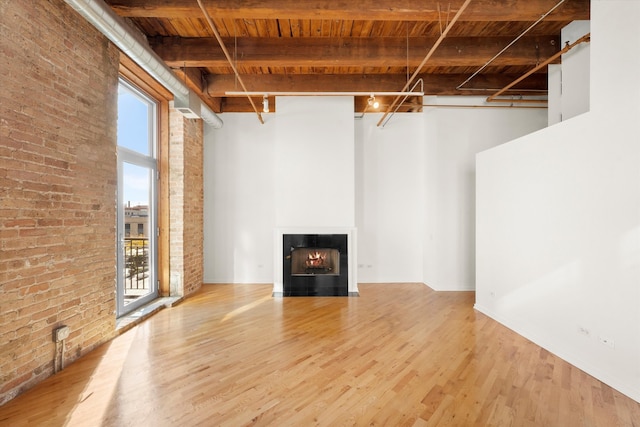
[{"left": 1, "top": 283, "right": 639, "bottom": 426}]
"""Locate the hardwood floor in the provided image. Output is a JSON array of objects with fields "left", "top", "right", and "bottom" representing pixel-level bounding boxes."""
[{"left": 1, "top": 283, "right": 639, "bottom": 426}]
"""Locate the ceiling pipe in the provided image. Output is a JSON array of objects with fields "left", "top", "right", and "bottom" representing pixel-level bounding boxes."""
[
  {"left": 196, "top": 0, "right": 264, "bottom": 124},
  {"left": 63, "top": 0, "right": 223, "bottom": 129},
  {"left": 423, "top": 104, "right": 547, "bottom": 109},
  {"left": 380, "top": 79, "right": 425, "bottom": 127},
  {"left": 457, "top": 0, "right": 567, "bottom": 92},
  {"left": 377, "top": 0, "right": 473, "bottom": 127},
  {"left": 225, "top": 91, "right": 425, "bottom": 97},
  {"left": 487, "top": 33, "right": 590, "bottom": 103}
]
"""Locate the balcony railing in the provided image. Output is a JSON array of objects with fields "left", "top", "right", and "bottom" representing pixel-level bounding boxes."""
[{"left": 124, "top": 237, "right": 149, "bottom": 291}]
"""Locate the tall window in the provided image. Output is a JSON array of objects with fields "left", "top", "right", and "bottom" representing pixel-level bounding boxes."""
[{"left": 116, "top": 78, "right": 159, "bottom": 317}]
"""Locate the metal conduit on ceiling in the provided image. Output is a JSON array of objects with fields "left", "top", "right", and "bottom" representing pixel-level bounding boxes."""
[{"left": 63, "top": 0, "right": 223, "bottom": 129}]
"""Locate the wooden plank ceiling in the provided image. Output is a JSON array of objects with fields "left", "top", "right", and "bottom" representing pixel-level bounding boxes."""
[{"left": 105, "top": 0, "right": 590, "bottom": 113}]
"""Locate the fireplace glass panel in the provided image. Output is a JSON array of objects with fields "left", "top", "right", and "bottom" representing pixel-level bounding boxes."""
[
  {"left": 283, "top": 233, "right": 348, "bottom": 296},
  {"left": 291, "top": 248, "right": 340, "bottom": 276}
]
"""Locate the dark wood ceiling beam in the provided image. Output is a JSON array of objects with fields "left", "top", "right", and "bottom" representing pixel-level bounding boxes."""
[
  {"left": 206, "top": 73, "right": 549, "bottom": 97},
  {"left": 106, "top": 0, "right": 589, "bottom": 21},
  {"left": 153, "top": 36, "right": 559, "bottom": 68},
  {"left": 171, "top": 66, "right": 204, "bottom": 93}
]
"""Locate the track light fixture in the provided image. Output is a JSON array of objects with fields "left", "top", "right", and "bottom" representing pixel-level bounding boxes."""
[
  {"left": 263, "top": 95, "right": 269, "bottom": 113},
  {"left": 367, "top": 94, "right": 380, "bottom": 109}
]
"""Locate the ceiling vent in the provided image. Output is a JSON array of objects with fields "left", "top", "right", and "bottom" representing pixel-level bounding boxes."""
[{"left": 174, "top": 90, "right": 202, "bottom": 119}]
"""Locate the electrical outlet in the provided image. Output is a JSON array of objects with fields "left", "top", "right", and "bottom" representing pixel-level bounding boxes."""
[
  {"left": 598, "top": 335, "right": 615, "bottom": 348},
  {"left": 53, "top": 326, "right": 70, "bottom": 342}
]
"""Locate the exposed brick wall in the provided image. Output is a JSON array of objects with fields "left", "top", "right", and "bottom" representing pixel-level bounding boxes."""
[
  {"left": 169, "top": 107, "right": 204, "bottom": 296},
  {"left": 183, "top": 117, "right": 205, "bottom": 296},
  {"left": 0, "top": 0, "right": 119, "bottom": 405},
  {"left": 168, "top": 108, "right": 185, "bottom": 295}
]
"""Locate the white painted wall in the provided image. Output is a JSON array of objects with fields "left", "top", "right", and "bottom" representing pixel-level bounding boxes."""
[
  {"left": 203, "top": 114, "right": 276, "bottom": 283},
  {"left": 560, "top": 20, "right": 591, "bottom": 121},
  {"left": 423, "top": 97, "right": 547, "bottom": 290},
  {"left": 549, "top": 21, "right": 590, "bottom": 126},
  {"left": 274, "top": 96, "right": 355, "bottom": 227},
  {"left": 355, "top": 113, "right": 425, "bottom": 283},
  {"left": 548, "top": 64, "right": 562, "bottom": 126},
  {"left": 204, "top": 100, "right": 546, "bottom": 287},
  {"left": 272, "top": 96, "right": 357, "bottom": 293},
  {"left": 476, "top": 1, "right": 640, "bottom": 402}
]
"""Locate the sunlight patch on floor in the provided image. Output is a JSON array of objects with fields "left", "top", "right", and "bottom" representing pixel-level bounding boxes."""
[
  {"left": 64, "top": 329, "right": 137, "bottom": 426},
  {"left": 221, "top": 294, "right": 272, "bottom": 323}
]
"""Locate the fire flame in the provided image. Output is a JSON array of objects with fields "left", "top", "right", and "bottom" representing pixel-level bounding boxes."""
[{"left": 306, "top": 251, "right": 326, "bottom": 267}]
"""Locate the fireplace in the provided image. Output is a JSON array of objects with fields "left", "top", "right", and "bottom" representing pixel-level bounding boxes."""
[{"left": 283, "top": 234, "right": 348, "bottom": 296}]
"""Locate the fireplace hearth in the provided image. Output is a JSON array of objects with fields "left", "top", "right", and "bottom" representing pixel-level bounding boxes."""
[{"left": 283, "top": 234, "right": 348, "bottom": 296}]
